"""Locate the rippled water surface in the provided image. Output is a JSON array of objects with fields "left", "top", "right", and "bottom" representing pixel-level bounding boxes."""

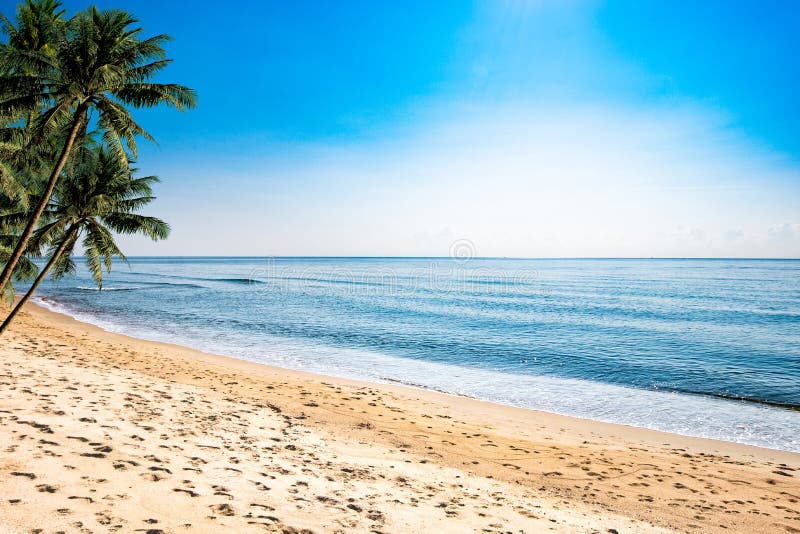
[{"left": 34, "top": 258, "right": 800, "bottom": 451}]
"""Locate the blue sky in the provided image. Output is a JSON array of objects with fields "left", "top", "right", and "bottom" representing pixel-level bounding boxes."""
[{"left": 47, "top": 0, "right": 800, "bottom": 256}]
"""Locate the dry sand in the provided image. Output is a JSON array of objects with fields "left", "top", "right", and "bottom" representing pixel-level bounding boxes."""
[{"left": 0, "top": 303, "right": 798, "bottom": 533}]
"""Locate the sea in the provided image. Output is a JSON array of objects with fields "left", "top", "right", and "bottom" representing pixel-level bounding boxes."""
[{"left": 32, "top": 257, "right": 800, "bottom": 453}]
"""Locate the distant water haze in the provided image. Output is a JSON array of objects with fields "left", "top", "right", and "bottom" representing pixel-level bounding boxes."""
[{"left": 34, "top": 257, "right": 800, "bottom": 452}]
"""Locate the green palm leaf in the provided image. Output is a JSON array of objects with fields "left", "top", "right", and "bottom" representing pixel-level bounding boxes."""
[{"left": 0, "top": 3, "right": 194, "bottom": 299}]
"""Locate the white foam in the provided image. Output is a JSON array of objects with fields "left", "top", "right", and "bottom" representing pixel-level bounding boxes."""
[{"left": 33, "top": 297, "right": 800, "bottom": 453}]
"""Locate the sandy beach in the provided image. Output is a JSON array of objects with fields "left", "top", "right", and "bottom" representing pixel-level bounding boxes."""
[{"left": 0, "top": 303, "right": 798, "bottom": 533}]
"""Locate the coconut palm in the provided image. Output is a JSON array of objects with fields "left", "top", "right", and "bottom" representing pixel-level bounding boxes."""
[
  {"left": 0, "top": 0, "right": 66, "bottom": 57},
  {"left": 0, "top": 6, "right": 195, "bottom": 294},
  {"left": 0, "top": 130, "right": 30, "bottom": 210},
  {"left": 0, "top": 0, "right": 67, "bottom": 202},
  {"left": 0, "top": 145, "right": 169, "bottom": 334},
  {"left": 0, "top": 123, "right": 101, "bottom": 300},
  {"left": 0, "top": 232, "right": 38, "bottom": 303},
  {"left": 0, "top": 138, "right": 45, "bottom": 299}
]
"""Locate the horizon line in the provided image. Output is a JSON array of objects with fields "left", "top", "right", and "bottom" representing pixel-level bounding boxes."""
[{"left": 67, "top": 255, "right": 800, "bottom": 261}]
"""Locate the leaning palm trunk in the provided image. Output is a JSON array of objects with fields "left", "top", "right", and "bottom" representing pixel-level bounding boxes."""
[
  {"left": 0, "top": 226, "right": 76, "bottom": 334},
  {"left": 0, "top": 106, "right": 86, "bottom": 295}
]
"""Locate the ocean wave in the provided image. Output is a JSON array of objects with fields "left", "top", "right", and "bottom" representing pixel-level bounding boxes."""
[
  {"left": 215, "top": 278, "right": 266, "bottom": 285},
  {"left": 30, "top": 294, "right": 800, "bottom": 453},
  {"left": 139, "top": 281, "right": 205, "bottom": 289},
  {"left": 73, "top": 282, "right": 206, "bottom": 291},
  {"left": 76, "top": 286, "right": 142, "bottom": 291},
  {"left": 32, "top": 258, "right": 800, "bottom": 453},
  {"left": 127, "top": 272, "right": 265, "bottom": 285}
]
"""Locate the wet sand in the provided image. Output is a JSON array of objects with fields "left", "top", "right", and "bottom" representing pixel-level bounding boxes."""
[{"left": 1, "top": 302, "right": 798, "bottom": 533}]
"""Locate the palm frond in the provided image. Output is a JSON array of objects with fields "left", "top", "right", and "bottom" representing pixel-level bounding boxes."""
[
  {"left": 102, "top": 213, "right": 169, "bottom": 240},
  {"left": 0, "top": 5, "right": 190, "bottom": 304},
  {"left": 115, "top": 82, "right": 196, "bottom": 111}
]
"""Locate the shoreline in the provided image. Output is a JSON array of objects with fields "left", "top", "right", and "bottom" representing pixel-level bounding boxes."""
[
  {"left": 2, "top": 302, "right": 799, "bottom": 532},
  {"left": 32, "top": 297, "right": 800, "bottom": 456}
]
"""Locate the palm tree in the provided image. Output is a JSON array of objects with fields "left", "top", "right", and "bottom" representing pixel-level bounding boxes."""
[
  {"left": 0, "top": 6, "right": 195, "bottom": 295},
  {"left": 0, "top": 230, "right": 38, "bottom": 303},
  {"left": 1, "top": 123, "right": 103, "bottom": 301},
  {"left": 0, "top": 0, "right": 66, "bottom": 206},
  {"left": 0, "top": 0, "right": 66, "bottom": 57},
  {"left": 0, "top": 162, "right": 55, "bottom": 301},
  {"left": 0, "top": 145, "right": 169, "bottom": 334}
]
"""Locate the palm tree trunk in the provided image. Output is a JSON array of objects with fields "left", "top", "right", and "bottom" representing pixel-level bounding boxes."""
[
  {"left": 0, "top": 227, "right": 76, "bottom": 335},
  {"left": 0, "top": 105, "right": 87, "bottom": 295}
]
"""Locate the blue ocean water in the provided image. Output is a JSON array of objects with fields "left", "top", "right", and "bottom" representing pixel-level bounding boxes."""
[{"left": 33, "top": 257, "right": 800, "bottom": 452}]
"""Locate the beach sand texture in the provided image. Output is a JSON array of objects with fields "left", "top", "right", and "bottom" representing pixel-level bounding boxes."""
[{"left": 1, "top": 303, "right": 799, "bottom": 533}]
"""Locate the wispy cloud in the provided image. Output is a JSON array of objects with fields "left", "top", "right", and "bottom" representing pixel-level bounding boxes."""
[
  {"left": 126, "top": 99, "right": 800, "bottom": 257},
  {"left": 116, "top": 1, "right": 800, "bottom": 258},
  {"left": 768, "top": 223, "right": 800, "bottom": 240}
]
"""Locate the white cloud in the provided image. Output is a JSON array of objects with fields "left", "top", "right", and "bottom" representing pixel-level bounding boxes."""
[
  {"left": 768, "top": 223, "right": 800, "bottom": 239},
  {"left": 724, "top": 228, "right": 744, "bottom": 241},
  {"left": 119, "top": 99, "right": 800, "bottom": 258}
]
